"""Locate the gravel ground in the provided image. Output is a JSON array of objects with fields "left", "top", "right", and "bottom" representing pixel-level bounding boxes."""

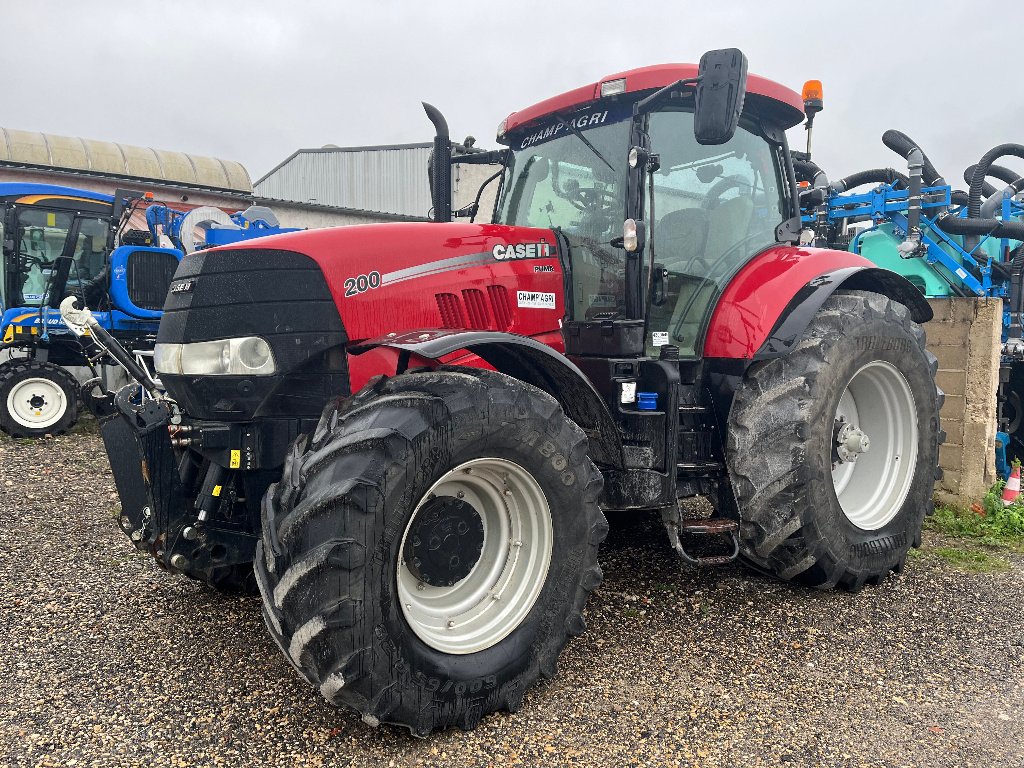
[{"left": 2, "top": 426, "right": 1023, "bottom": 767}]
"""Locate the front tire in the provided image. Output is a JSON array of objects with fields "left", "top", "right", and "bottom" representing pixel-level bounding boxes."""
[
  {"left": 255, "top": 368, "right": 606, "bottom": 734},
  {"left": 727, "top": 291, "right": 942, "bottom": 590},
  {"left": 0, "top": 360, "right": 79, "bottom": 438}
]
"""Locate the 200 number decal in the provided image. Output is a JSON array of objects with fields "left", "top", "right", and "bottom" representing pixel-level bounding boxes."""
[{"left": 344, "top": 271, "right": 382, "bottom": 297}]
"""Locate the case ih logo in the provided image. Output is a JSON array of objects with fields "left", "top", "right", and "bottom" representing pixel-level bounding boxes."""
[{"left": 492, "top": 242, "right": 551, "bottom": 261}]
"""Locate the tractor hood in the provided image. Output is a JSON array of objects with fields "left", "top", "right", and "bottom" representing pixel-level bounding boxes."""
[
  {"left": 208, "top": 221, "right": 567, "bottom": 342},
  {"left": 156, "top": 222, "right": 566, "bottom": 420}
]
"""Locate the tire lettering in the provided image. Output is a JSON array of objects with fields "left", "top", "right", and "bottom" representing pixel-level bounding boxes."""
[
  {"left": 850, "top": 532, "right": 907, "bottom": 557},
  {"left": 539, "top": 440, "right": 556, "bottom": 458},
  {"left": 855, "top": 337, "right": 912, "bottom": 353}
]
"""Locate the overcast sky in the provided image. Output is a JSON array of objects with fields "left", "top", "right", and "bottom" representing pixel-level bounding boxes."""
[{"left": 5, "top": 1, "right": 1019, "bottom": 189}]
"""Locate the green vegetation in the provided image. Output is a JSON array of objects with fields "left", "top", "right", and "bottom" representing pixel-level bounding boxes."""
[
  {"left": 928, "top": 479, "right": 1024, "bottom": 550},
  {"left": 931, "top": 546, "right": 1010, "bottom": 573},
  {"left": 923, "top": 467, "right": 1024, "bottom": 572}
]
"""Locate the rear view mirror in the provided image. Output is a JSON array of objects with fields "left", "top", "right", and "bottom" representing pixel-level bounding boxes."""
[{"left": 694, "top": 48, "right": 748, "bottom": 145}]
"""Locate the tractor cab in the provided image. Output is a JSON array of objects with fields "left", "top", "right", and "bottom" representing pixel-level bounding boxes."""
[
  {"left": 494, "top": 86, "right": 797, "bottom": 356},
  {"left": 455, "top": 57, "right": 806, "bottom": 363},
  {"left": 0, "top": 187, "right": 118, "bottom": 312}
]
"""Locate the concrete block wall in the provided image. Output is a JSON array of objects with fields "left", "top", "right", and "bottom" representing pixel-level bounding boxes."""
[{"left": 925, "top": 298, "right": 1002, "bottom": 506}]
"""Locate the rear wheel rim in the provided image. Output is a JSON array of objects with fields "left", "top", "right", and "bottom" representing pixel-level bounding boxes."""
[
  {"left": 397, "top": 457, "right": 553, "bottom": 655},
  {"left": 6, "top": 376, "right": 67, "bottom": 429},
  {"left": 831, "top": 361, "right": 918, "bottom": 530}
]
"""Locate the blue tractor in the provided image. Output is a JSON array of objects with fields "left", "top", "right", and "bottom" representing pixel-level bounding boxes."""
[
  {"left": 0, "top": 184, "right": 295, "bottom": 436},
  {"left": 794, "top": 85, "right": 1024, "bottom": 476}
]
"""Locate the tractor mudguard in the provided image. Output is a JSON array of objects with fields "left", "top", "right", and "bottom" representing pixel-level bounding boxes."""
[
  {"left": 755, "top": 266, "right": 932, "bottom": 358},
  {"left": 703, "top": 245, "right": 932, "bottom": 360},
  {"left": 353, "top": 329, "right": 625, "bottom": 468}
]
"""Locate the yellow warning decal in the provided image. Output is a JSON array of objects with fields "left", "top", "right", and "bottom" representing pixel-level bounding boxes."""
[
  {"left": 230, "top": 450, "right": 241, "bottom": 469},
  {"left": 212, "top": 485, "right": 222, "bottom": 497},
  {"left": 15, "top": 194, "right": 107, "bottom": 206},
  {"left": 46, "top": 212, "right": 56, "bottom": 227}
]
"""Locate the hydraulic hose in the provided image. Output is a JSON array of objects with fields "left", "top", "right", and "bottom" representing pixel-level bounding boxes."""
[
  {"left": 936, "top": 214, "right": 1024, "bottom": 243},
  {"left": 965, "top": 162, "right": 1022, "bottom": 194},
  {"left": 904, "top": 149, "right": 924, "bottom": 248},
  {"left": 882, "top": 130, "right": 944, "bottom": 185},
  {"left": 967, "top": 144, "right": 1024, "bottom": 218},
  {"left": 981, "top": 175, "right": 1024, "bottom": 218},
  {"left": 793, "top": 157, "right": 828, "bottom": 187},
  {"left": 832, "top": 168, "right": 909, "bottom": 193}
]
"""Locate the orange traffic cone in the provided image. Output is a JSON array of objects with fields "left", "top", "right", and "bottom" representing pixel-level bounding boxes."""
[{"left": 1003, "top": 465, "right": 1021, "bottom": 506}]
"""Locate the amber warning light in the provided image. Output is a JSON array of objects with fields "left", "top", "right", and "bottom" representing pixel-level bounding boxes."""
[{"left": 802, "top": 80, "right": 824, "bottom": 114}]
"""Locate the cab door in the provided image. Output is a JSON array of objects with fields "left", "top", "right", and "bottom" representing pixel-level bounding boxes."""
[{"left": 644, "top": 108, "right": 788, "bottom": 357}]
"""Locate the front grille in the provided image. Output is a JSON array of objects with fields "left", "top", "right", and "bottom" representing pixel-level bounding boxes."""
[{"left": 128, "top": 250, "right": 180, "bottom": 310}]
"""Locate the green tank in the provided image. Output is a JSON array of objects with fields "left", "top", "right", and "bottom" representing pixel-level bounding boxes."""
[{"left": 850, "top": 222, "right": 1006, "bottom": 298}]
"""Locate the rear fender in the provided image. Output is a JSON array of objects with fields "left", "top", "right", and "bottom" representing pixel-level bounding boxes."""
[
  {"left": 703, "top": 245, "right": 931, "bottom": 359},
  {"left": 352, "top": 330, "right": 624, "bottom": 468},
  {"left": 755, "top": 266, "right": 932, "bottom": 358}
]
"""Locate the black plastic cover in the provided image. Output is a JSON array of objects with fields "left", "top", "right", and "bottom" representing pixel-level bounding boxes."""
[{"left": 158, "top": 248, "right": 348, "bottom": 421}]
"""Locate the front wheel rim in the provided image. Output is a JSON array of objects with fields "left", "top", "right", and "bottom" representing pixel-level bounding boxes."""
[
  {"left": 831, "top": 361, "right": 919, "bottom": 530},
  {"left": 6, "top": 377, "right": 67, "bottom": 429},
  {"left": 397, "top": 457, "right": 553, "bottom": 655}
]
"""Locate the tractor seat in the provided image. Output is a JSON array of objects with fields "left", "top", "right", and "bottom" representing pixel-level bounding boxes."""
[
  {"left": 706, "top": 196, "right": 755, "bottom": 262},
  {"left": 655, "top": 207, "right": 709, "bottom": 273}
]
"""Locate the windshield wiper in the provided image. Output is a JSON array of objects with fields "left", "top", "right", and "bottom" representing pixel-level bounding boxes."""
[{"left": 555, "top": 112, "right": 616, "bottom": 173}]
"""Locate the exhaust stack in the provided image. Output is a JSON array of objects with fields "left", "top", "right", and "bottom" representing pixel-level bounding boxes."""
[{"left": 423, "top": 102, "right": 452, "bottom": 223}]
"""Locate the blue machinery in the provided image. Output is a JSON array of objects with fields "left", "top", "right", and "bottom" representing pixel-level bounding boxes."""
[
  {"left": 0, "top": 183, "right": 295, "bottom": 435},
  {"left": 797, "top": 128, "right": 1024, "bottom": 479}
]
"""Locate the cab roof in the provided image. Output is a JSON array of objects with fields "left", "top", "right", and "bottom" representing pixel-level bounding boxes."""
[{"left": 500, "top": 63, "right": 805, "bottom": 140}]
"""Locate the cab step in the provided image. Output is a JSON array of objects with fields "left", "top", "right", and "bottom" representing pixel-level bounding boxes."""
[{"left": 661, "top": 511, "right": 740, "bottom": 567}]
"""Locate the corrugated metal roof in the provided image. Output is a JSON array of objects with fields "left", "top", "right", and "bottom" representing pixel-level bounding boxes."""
[
  {"left": 253, "top": 144, "right": 434, "bottom": 218},
  {"left": 0, "top": 127, "right": 252, "bottom": 193}
]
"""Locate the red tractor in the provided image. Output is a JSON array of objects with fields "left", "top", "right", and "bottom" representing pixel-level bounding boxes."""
[{"left": 72, "top": 50, "right": 941, "bottom": 735}]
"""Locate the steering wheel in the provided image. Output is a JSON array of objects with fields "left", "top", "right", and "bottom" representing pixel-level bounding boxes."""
[
  {"left": 703, "top": 175, "right": 753, "bottom": 211},
  {"left": 561, "top": 178, "right": 617, "bottom": 214},
  {"left": 19, "top": 253, "right": 48, "bottom": 269}
]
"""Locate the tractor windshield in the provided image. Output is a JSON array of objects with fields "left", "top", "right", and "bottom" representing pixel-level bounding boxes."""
[{"left": 497, "top": 108, "right": 632, "bottom": 321}]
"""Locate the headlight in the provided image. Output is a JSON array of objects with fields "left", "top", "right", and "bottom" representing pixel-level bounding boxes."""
[{"left": 154, "top": 337, "right": 276, "bottom": 376}]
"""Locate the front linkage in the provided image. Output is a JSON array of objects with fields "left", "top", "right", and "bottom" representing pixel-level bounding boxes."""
[{"left": 61, "top": 298, "right": 259, "bottom": 590}]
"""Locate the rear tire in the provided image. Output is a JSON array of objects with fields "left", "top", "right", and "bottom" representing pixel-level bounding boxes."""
[
  {"left": 0, "top": 359, "right": 79, "bottom": 438},
  {"left": 255, "top": 368, "right": 606, "bottom": 734},
  {"left": 727, "top": 291, "right": 942, "bottom": 590}
]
